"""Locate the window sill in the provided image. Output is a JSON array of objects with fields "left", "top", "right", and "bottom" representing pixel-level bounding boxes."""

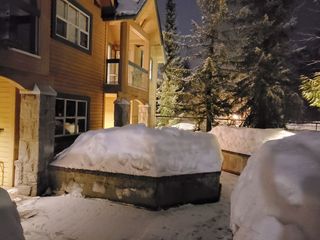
[{"left": 9, "top": 48, "right": 41, "bottom": 59}]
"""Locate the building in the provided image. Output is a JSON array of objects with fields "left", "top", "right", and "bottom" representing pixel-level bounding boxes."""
[{"left": 0, "top": 0, "right": 164, "bottom": 195}]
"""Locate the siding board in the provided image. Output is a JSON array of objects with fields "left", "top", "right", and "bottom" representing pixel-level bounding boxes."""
[{"left": 50, "top": 0, "right": 107, "bottom": 130}]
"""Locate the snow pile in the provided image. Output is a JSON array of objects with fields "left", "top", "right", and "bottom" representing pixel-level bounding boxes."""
[
  {"left": 171, "top": 122, "right": 196, "bottom": 131},
  {"left": 0, "top": 188, "right": 24, "bottom": 240},
  {"left": 210, "top": 126, "right": 294, "bottom": 155},
  {"left": 51, "top": 124, "right": 222, "bottom": 177},
  {"left": 230, "top": 132, "right": 320, "bottom": 240}
]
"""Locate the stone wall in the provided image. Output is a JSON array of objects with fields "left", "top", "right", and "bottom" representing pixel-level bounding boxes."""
[
  {"left": 49, "top": 166, "right": 221, "bottom": 210},
  {"left": 17, "top": 88, "right": 55, "bottom": 196},
  {"left": 221, "top": 150, "right": 250, "bottom": 175}
]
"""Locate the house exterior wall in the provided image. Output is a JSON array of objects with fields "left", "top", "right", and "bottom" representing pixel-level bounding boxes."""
[
  {"left": 0, "top": 0, "right": 164, "bottom": 194},
  {"left": 0, "top": 0, "right": 52, "bottom": 90},
  {"left": 0, "top": 81, "right": 16, "bottom": 187},
  {"left": 50, "top": 0, "right": 107, "bottom": 130}
]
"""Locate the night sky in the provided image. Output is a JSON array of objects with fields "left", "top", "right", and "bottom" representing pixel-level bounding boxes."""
[{"left": 157, "top": 0, "right": 201, "bottom": 35}]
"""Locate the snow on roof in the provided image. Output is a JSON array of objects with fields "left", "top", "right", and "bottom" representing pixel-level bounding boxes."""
[
  {"left": 115, "top": 0, "right": 146, "bottom": 17},
  {"left": 51, "top": 124, "right": 222, "bottom": 177},
  {"left": 231, "top": 132, "right": 320, "bottom": 240},
  {"left": 210, "top": 126, "right": 295, "bottom": 155}
]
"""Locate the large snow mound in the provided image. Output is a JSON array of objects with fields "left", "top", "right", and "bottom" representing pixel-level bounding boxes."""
[
  {"left": 0, "top": 188, "right": 24, "bottom": 240},
  {"left": 210, "top": 126, "right": 294, "bottom": 155},
  {"left": 230, "top": 132, "right": 320, "bottom": 240},
  {"left": 51, "top": 124, "right": 222, "bottom": 177}
]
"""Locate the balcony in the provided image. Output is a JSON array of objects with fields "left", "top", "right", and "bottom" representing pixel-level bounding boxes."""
[
  {"left": 104, "top": 59, "right": 121, "bottom": 93},
  {"left": 128, "top": 61, "right": 148, "bottom": 91}
]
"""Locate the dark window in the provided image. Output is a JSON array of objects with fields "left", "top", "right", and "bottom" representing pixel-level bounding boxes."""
[
  {"left": 55, "top": 97, "right": 88, "bottom": 137},
  {"left": 53, "top": 0, "right": 91, "bottom": 51},
  {"left": 0, "top": 0, "right": 39, "bottom": 54}
]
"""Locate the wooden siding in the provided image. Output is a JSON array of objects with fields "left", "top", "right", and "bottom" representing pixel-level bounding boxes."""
[
  {"left": 0, "top": 81, "right": 16, "bottom": 187},
  {"left": 50, "top": 0, "right": 107, "bottom": 130},
  {"left": 0, "top": 0, "right": 51, "bottom": 89}
]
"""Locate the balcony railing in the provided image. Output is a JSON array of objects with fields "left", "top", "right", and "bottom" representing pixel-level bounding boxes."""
[{"left": 128, "top": 61, "right": 148, "bottom": 91}]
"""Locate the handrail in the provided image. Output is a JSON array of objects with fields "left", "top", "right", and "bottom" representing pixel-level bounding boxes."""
[{"left": 128, "top": 61, "right": 148, "bottom": 74}]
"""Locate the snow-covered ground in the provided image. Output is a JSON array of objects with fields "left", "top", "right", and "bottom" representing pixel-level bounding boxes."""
[
  {"left": 16, "top": 172, "right": 237, "bottom": 240},
  {"left": 231, "top": 132, "right": 320, "bottom": 240},
  {"left": 210, "top": 126, "right": 294, "bottom": 155},
  {"left": 171, "top": 122, "right": 196, "bottom": 131},
  {"left": 52, "top": 124, "right": 222, "bottom": 177}
]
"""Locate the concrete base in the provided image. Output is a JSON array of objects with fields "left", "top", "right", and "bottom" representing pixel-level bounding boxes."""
[{"left": 49, "top": 166, "right": 221, "bottom": 210}]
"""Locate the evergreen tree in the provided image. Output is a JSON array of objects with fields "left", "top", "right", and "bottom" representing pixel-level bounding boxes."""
[
  {"left": 188, "top": 57, "right": 230, "bottom": 130},
  {"left": 228, "top": 0, "right": 303, "bottom": 128},
  {"left": 301, "top": 73, "right": 320, "bottom": 108},
  {"left": 157, "top": 0, "right": 188, "bottom": 126},
  {"left": 163, "top": 0, "right": 178, "bottom": 62},
  {"left": 185, "top": 0, "right": 231, "bottom": 131}
]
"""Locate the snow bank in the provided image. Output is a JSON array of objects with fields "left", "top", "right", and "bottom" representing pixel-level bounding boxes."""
[
  {"left": 210, "top": 126, "right": 294, "bottom": 155},
  {"left": 0, "top": 188, "right": 24, "bottom": 240},
  {"left": 171, "top": 122, "right": 196, "bottom": 131},
  {"left": 230, "top": 132, "right": 320, "bottom": 240},
  {"left": 51, "top": 124, "right": 222, "bottom": 177}
]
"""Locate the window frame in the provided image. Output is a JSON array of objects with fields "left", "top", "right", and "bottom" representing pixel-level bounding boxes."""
[
  {"left": 2, "top": 0, "right": 40, "bottom": 54},
  {"left": 55, "top": 94, "right": 90, "bottom": 138},
  {"left": 51, "top": 0, "right": 92, "bottom": 54}
]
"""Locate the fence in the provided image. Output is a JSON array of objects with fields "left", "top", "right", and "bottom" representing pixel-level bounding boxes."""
[{"left": 285, "top": 121, "right": 320, "bottom": 131}]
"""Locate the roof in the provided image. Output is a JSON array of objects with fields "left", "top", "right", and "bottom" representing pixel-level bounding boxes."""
[{"left": 102, "top": 0, "right": 147, "bottom": 20}]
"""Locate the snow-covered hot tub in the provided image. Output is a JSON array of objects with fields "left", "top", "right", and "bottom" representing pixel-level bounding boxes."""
[{"left": 49, "top": 125, "right": 222, "bottom": 209}]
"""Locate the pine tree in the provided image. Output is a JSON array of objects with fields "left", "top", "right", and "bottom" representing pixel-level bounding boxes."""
[
  {"left": 188, "top": 57, "right": 230, "bottom": 130},
  {"left": 185, "top": 0, "right": 231, "bottom": 131},
  {"left": 228, "top": 0, "right": 303, "bottom": 128},
  {"left": 157, "top": 0, "right": 188, "bottom": 126},
  {"left": 301, "top": 73, "right": 320, "bottom": 108},
  {"left": 163, "top": 0, "right": 178, "bottom": 62}
]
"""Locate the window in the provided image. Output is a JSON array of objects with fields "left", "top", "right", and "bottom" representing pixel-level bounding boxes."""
[
  {"left": 106, "top": 44, "right": 120, "bottom": 85},
  {"left": 53, "top": 0, "right": 91, "bottom": 51},
  {"left": 55, "top": 97, "right": 88, "bottom": 137},
  {"left": 0, "top": 0, "right": 39, "bottom": 54}
]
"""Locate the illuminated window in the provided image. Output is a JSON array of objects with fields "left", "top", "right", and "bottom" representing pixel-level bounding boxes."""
[{"left": 55, "top": 97, "right": 88, "bottom": 137}]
